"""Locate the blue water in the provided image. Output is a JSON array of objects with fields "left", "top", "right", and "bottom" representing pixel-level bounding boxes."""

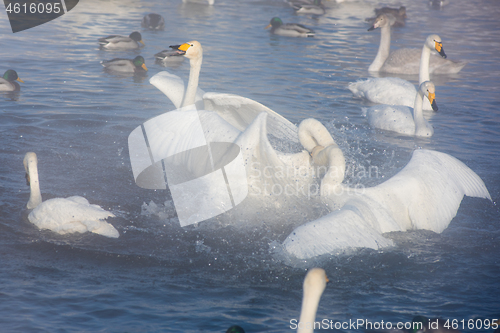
[{"left": 1, "top": 0, "right": 499, "bottom": 331}]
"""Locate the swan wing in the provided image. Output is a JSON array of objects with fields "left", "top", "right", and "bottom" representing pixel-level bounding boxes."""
[
  {"left": 429, "top": 53, "right": 467, "bottom": 74},
  {"left": 363, "top": 149, "right": 491, "bottom": 233},
  {"left": 349, "top": 77, "right": 416, "bottom": 107},
  {"left": 381, "top": 48, "right": 421, "bottom": 74},
  {"left": 283, "top": 199, "right": 395, "bottom": 259},
  {"left": 203, "top": 92, "right": 299, "bottom": 143},
  {"left": 150, "top": 71, "right": 205, "bottom": 109}
]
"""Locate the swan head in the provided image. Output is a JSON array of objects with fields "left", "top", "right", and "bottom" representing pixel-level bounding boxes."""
[
  {"left": 420, "top": 81, "right": 439, "bottom": 112},
  {"left": 170, "top": 41, "right": 203, "bottom": 61},
  {"left": 265, "top": 17, "right": 283, "bottom": 29},
  {"left": 425, "top": 34, "right": 447, "bottom": 59},
  {"left": 129, "top": 31, "right": 145, "bottom": 46},
  {"left": 303, "top": 268, "right": 328, "bottom": 295},
  {"left": 23, "top": 152, "right": 42, "bottom": 209},
  {"left": 368, "top": 14, "right": 390, "bottom": 31}
]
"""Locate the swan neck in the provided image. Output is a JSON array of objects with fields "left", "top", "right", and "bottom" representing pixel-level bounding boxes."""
[
  {"left": 313, "top": 145, "right": 346, "bottom": 197},
  {"left": 297, "top": 289, "right": 322, "bottom": 333},
  {"left": 26, "top": 158, "right": 42, "bottom": 209},
  {"left": 412, "top": 89, "right": 426, "bottom": 131},
  {"left": 419, "top": 45, "right": 431, "bottom": 84},
  {"left": 181, "top": 55, "right": 202, "bottom": 108},
  {"left": 369, "top": 25, "right": 391, "bottom": 72}
]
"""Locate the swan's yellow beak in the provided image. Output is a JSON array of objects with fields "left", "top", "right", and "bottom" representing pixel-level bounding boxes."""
[
  {"left": 141, "top": 63, "right": 148, "bottom": 71},
  {"left": 178, "top": 43, "right": 191, "bottom": 52},
  {"left": 17, "top": 77, "right": 24, "bottom": 83},
  {"left": 435, "top": 41, "right": 447, "bottom": 58},
  {"left": 428, "top": 92, "right": 439, "bottom": 111},
  {"left": 265, "top": 23, "right": 272, "bottom": 29}
]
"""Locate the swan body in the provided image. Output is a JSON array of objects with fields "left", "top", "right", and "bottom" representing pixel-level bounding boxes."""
[
  {"left": 265, "top": 17, "right": 315, "bottom": 37},
  {"left": 0, "top": 69, "right": 24, "bottom": 92},
  {"left": 101, "top": 56, "right": 148, "bottom": 73},
  {"left": 283, "top": 146, "right": 492, "bottom": 258},
  {"left": 98, "top": 31, "right": 145, "bottom": 50},
  {"left": 350, "top": 34, "right": 447, "bottom": 110},
  {"left": 141, "top": 13, "right": 165, "bottom": 30},
  {"left": 149, "top": 41, "right": 299, "bottom": 143},
  {"left": 364, "top": 81, "right": 438, "bottom": 137},
  {"left": 23, "top": 152, "right": 119, "bottom": 238},
  {"left": 292, "top": 0, "right": 325, "bottom": 15},
  {"left": 368, "top": 14, "right": 466, "bottom": 74},
  {"left": 297, "top": 268, "right": 328, "bottom": 333}
]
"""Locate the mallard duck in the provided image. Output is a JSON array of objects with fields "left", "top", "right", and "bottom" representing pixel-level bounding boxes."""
[
  {"left": 101, "top": 55, "right": 148, "bottom": 73},
  {"left": 154, "top": 47, "right": 185, "bottom": 62},
  {"left": 226, "top": 326, "right": 245, "bottom": 333},
  {"left": 265, "top": 17, "right": 315, "bottom": 37},
  {"left": 292, "top": 0, "right": 325, "bottom": 15},
  {"left": 0, "top": 69, "right": 24, "bottom": 92},
  {"left": 141, "top": 13, "right": 165, "bottom": 30},
  {"left": 98, "top": 31, "right": 145, "bottom": 50}
]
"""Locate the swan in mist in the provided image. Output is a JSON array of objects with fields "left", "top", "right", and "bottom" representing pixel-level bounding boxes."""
[
  {"left": 23, "top": 152, "right": 119, "bottom": 238},
  {"left": 141, "top": 13, "right": 165, "bottom": 30},
  {"left": 349, "top": 33, "right": 446, "bottom": 110},
  {"left": 291, "top": 0, "right": 325, "bottom": 16},
  {"left": 367, "top": 14, "right": 466, "bottom": 74},
  {"left": 265, "top": 17, "right": 315, "bottom": 37},
  {"left": 149, "top": 40, "right": 299, "bottom": 143},
  {"left": 101, "top": 55, "right": 148, "bottom": 73},
  {"left": 282, "top": 119, "right": 492, "bottom": 259},
  {"left": 0, "top": 69, "right": 24, "bottom": 92},
  {"left": 297, "top": 268, "right": 328, "bottom": 333},
  {"left": 363, "top": 81, "right": 438, "bottom": 137},
  {"left": 98, "top": 31, "right": 145, "bottom": 50}
]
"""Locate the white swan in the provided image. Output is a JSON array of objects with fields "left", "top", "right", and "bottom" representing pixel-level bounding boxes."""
[
  {"left": 282, "top": 119, "right": 492, "bottom": 259},
  {"left": 363, "top": 81, "right": 438, "bottom": 137},
  {"left": 297, "top": 268, "right": 328, "bottom": 333},
  {"left": 149, "top": 41, "right": 299, "bottom": 144},
  {"left": 367, "top": 14, "right": 466, "bottom": 74},
  {"left": 23, "top": 152, "right": 119, "bottom": 238},
  {"left": 349, "top": 33, "right": 446, "bottom": 110}
]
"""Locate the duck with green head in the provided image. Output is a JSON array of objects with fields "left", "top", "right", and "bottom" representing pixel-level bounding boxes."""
[
  {"left": 0, "top": 70, "right": 24, "bottom": 92},
  {"left": 265, "top": 17, "right": 315, "bottom": 37},
  {"left": 101, "top": 55, "right": 148, "bottom": 73}
]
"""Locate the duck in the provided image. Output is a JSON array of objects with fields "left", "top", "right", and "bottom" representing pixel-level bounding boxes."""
[
  {"left": 349, "top": 34, "right": 446, "bottom": 110},
  {"left": 98, "top": 31, "right": 145, "bottom": 50},
  {"left": 0, "top": 69, "right": 24, "bottom": 92},
  {"left": 367, "top": 14, "right": 466, "bottom": 74},
  {"left": 226, "top": 326, "right": 245, "bottom": 333},
  {"left": 154, "top": 46, "right": 186, "bottom": 63},
  {"left": 366, "top": 6, "right": 406, "bottom": 27},
  {"left": 363, "top": 81, "right": 438, "bottom": 137},
  {"left": 101, "top": 55, "right": 148, "bottom": 73},
  {"left": 141, "top": 13, "right": 165, "bottom": 30},
  {"left": 265, "top": 17, "right": 315, "bottom": 37},
  {"left": 292, "top": 0, "right": 325, "bottom": 16},
  {"left": 296, "top": 268, "right": 328, "bottom": 333},
  {"left": 149, "top": 41, "right": 298, "bottom": 143},
  {"left": 23, "top": 152, "right": 119, "bottom": 238},
  {"left": 282, "top": 119, "right": 492, "bottom": 259}
]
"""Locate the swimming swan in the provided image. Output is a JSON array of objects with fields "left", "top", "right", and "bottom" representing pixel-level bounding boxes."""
[
  {"left": 23, "top": 152, "right": 119, "bottom": 238},
  {"left": 149, "top": 41, "right": 299, "bottom": 143},
  {"left": 283, "top": 120, "right": 492, "bottom": 259},
  {"left": 367, "top": 14, "right": 466, "bottom": 74},
  {"left": 297, "top": 268, "right": 328, "bottom": 333},
  {"left": 349, "top": 34, "right": 446, "bottom": 110},
  {"left": 363, "top": 81, "right": 438, "bottom": 137}
]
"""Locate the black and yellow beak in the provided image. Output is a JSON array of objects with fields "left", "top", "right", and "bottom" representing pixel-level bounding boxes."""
[
  {"left": 428, "top": 92, "right": 438, "bottom": 111},
  {"left": 435, "top": 41, "right": 447, "bottom": 58},
  {"left": 169, "top": 43, "right": 189, "bottom": 54}
]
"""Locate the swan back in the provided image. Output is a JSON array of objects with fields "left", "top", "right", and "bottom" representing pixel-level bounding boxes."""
[{"left": 298, "top": 268, "right": 328, "bottom": 333}]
